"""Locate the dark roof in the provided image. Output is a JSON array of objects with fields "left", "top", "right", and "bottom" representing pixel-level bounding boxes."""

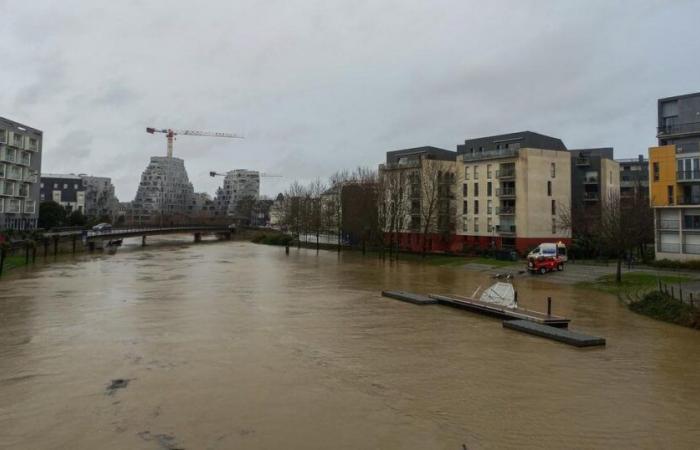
[
  {"left": 385, "top": 146, "right": 456, "bottom": 164},
  {"left": 569, "top": 147, "right": 614, "bottom": 159},
  {"left": 457, "top": 131, "right": 567, "bottom": 153},
  {"left": 658, "top": 91, "right": 700, "bottom": 103},
  {"left": 0, "top": 116, "right": 43, "bottom": 136}
]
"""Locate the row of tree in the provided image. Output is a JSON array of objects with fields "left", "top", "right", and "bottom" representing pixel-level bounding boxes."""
[
  {"left": 276, "top": 160, "right": 456, "bottom": 257},
  {"left": 38, "top": 201, "right": 112, "bottom": 230}
]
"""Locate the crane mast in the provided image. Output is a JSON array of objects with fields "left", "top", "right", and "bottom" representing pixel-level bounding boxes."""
[{"left": 146, "top": 127, "right": 243, "bottom": 158}]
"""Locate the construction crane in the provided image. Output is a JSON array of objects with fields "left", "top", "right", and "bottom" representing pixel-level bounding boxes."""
[
  {"left": 209, "top": 171, "right": 282, "bottom": 178},
  {"left": 146, "top": 127, "right": 244, "bottom": 158}
]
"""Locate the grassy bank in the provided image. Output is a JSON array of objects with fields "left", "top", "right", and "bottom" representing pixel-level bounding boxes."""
[
  {"left": 1, "top": 254, "right": 28, "bottom": 273},
  {"left": 629, "top": 291, "right": 700, "bottom": 329},
  {"left": 577, "top": 273, "right": 693, "bottom": 300}
]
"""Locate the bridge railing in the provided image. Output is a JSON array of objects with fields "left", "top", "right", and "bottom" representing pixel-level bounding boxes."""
[{"left": 85, "top": 225, "right": 232, "bottom": 238}]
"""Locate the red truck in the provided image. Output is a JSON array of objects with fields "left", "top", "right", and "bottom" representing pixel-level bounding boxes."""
[{"left": 527, "top": 243, "right": 565, "bottom": 274}]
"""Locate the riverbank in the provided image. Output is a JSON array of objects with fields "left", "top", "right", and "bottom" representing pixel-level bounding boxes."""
[{"left": 629, "top": 291, "right": 700, "bottom": 329}]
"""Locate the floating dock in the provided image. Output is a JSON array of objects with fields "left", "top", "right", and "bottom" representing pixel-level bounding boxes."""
[
  {"left": 429, "top": 294, "right": 571, "bottom": 328},
  {"left": 381, "top": 290, "right": 438, "bottom": 305},
  {"left": 503, "top": 320, "right": 606, "bottom": 347}
]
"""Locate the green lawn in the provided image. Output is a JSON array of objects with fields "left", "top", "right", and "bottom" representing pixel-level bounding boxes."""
[
  {"left": 1, "top": 255, "right": 27, "bottom": 273},
  {"left": 577, "top": 272, "right": 694, "bottom": 299}
]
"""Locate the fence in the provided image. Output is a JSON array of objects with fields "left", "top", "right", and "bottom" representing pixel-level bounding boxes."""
[{"left": 658, "top": 280, "right": 699, "bottom": 309}]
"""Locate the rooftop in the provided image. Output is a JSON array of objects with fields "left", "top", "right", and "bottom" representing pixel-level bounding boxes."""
[{"left": 457, "top": 131, "right": 567, "bottom": 154}]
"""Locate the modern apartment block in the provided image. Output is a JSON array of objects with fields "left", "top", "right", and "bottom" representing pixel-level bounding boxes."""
[
  {"left": 379, "top": 146, "right": 457, "bottom": 252},
  {"left": 649, "top": 92, "right": 700, "bottom": 260},
  {"left": 214, "top": 169, "right": 261, "bottom": 219},
  {"left": 40, "top": 174, "right": 86, "bottom": 213},
  {"left": 456, "top": 132, "right": 572, "bottom": 254},
  {"left": 0, "top": 117, "right": 42, "bottom": 231},
  {"left": 617, "top": 155, "right": 649, "bottom": 201},
  {"left": 81, "top": 175, "right": 119, "bottom": 220},
  {"left": 131, "top": 156, "right": 194, "bottom": 225},
  {"left": 569, "top": 148, "right": 620, "bottom": 234}
]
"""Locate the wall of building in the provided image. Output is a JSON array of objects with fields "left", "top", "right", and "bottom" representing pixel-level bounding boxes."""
[
  {"left": 517, "top": 148, "right": 571, "bottom": 239},
  {"left": 649, "top": 145, "right": 677, "bottom": 206},
  {"left": 40, "top": 175, "right": 86, "bottom": 213},
  {"left": 0, "top": 117, "right": 42, "bottom": 231}
]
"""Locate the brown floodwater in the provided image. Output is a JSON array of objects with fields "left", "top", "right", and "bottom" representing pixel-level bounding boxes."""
[{"left": 1, "top": 238, "right": 699, "bottom": 449}]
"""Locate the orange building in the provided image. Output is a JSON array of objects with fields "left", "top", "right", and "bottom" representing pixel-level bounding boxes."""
[{"left": 649, "top": 92, "right": 700, "bottom": 260}]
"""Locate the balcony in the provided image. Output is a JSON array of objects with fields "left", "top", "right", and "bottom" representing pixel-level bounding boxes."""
[
  {"left": 380, "top": 160, "right": 421, "bottom": 170},
  {"left": 496, "top": 187, "right": 516, "bottom": 198},
  {"left": 496, "top": 168, "right": 516, "bottom": 179},
  {"left": 658, "top": 219, "right": 679, "bottom": 230},
  {"left": 657, "top": 121, "right": 700, "bottom": 137},
  {"left": 676, "top": 171, "right": 700, "bottom": 182},
  {"left": 677, "top": 195, "right": 700, "bottom": 205},
  {"left": 462, "top": 147, "right": 518, "bottom": 162},
  {"left": 496, "top": 224, "right": 516, "bottom": 235},
  {"left": 498, "top": 206, "right": 515, "bottom": 215},
  {"left": 583, "top": 192, "right": 599, "bottom": 201},
  {"left": 0, "top": 149, "right": 17, "bottom": 164},
  {"left": 583, "top": 175, "right": 599, "bottom": 184}
]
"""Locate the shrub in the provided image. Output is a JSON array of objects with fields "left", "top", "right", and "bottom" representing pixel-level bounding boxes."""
[
  {"left": 252, "top": 234, "right": 294, "bottom": 246},
  {"left": 629, "top": 291, "right": 700, "bottom": 329},
  {"left": 649, "top": 259, "right": 700, "bottom": 271}
]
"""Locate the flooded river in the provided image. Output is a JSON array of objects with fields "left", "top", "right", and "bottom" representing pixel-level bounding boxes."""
[{"left": 1, "top": 238, "right": 699, "bottom": 449}]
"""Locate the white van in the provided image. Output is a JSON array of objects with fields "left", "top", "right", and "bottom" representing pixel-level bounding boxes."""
[{"left": 527, "top": 242, "right": 567, "bottom": 262}]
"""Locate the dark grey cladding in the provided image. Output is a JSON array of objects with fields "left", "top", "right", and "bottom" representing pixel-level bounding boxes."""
[
  {"left": 457, "top": 131, "right": 567, "bottom": 155},
  {"left": 385, "top": 146, "right": 456, "bottom": 164}
]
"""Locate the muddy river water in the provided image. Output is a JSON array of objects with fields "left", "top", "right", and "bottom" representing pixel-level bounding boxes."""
[{"left": 1, "top": 239, "right": 699, "bottom": 449}]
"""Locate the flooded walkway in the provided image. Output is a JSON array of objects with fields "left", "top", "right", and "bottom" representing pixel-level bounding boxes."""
[{"left": 1, "top": 239, "right": 699, "bottom": 449}]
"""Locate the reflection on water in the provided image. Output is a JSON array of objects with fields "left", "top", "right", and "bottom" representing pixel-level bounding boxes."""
[{"left": 1, "top": 237, "right": 699, "bottom": 449}]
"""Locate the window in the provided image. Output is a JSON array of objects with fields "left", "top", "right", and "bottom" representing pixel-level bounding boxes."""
[
  {"left": 668, "top": 185, "right": 674, "bottom": 204},
  {"left": 487, "top": 164, "right": 492, "bottom": 179},
  {"left": 0, "top": 164, "right": 4, "bottom": 178},
  {"left": 487, "top": 199, "right": 493, "bottom": 214},
  {"left": 474, "top": 183, "right": 479, "bottom": 196},
  {"left": 463, "top": 200, "right": 468, "bottom": 215},
  {"left": 74, "top": 184, "right": 78, "bottom": 189},
  {"left": 551, "top": 163, "right": 556, "bottom": 178},
  {"left": 63, "top": 183, "right": 68, "bottom": 189},
  {"left": 653, "top": 162, "right": 660, "bottom": 181},
  {"left": 462, "top": 217, "right": 468, "bottom": 232},
  {"left": 462, "top": 184, "right": 467, "bottom": 197},
  {"left": 40, "top": 182, "right": 44, "bottom": 188},
  {"left": 552, "top": 218, "right": 557, "bottom": 234},
  {"left": 547, "top": 181, "right": 552, "bottom": 196},
  {"left": 474, "top": 221, "right": 480, "bottom": 233},
  {"left": 487, "top": 217, "right": 493, "bottom": 232},
  {"left": 474, "top": 200, "right": 479, "bottom": 215},
  {"left": 473, "top": 166, "right": 479, "bottom": 178},
  {"left": 496, "top": 144, "right": 501, "bottom": 149},
  {"left": 551, "top": 199, "right": 556, "bottom": 215},
  {"left": 465, "top": 166, "right": 470, "bottom": 180},
  {"left": 487, "top": 181, "right": 492, "bottom": 196}
]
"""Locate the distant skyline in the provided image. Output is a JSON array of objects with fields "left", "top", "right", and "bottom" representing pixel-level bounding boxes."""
[{"left": 2, "top": 0, "right": 699, "bottom": 201}]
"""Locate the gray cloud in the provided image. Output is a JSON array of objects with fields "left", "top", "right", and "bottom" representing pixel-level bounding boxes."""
[{"left": 1, "top": 0, "right": 699, "bottom": 200}]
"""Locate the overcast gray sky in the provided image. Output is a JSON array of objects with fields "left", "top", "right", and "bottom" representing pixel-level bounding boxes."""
[{"left": 2, "top": 0, "right": 699, "bottom": 200}]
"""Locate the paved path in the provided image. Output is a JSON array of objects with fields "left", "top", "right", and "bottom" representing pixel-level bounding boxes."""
[{"left": 458, "top": 260, "right": 700, "bottom": 286}]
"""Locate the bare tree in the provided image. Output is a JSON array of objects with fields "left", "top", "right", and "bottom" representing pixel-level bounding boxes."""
[
  {"left": 379, "top": 168, "right": 408, "bottom": 259},
  {"left": 599, "top": 193, "right": 637, "bottom": 282},
  {"left": 418, "top": 159, "right": 453, "bottom": 257},
  {"left": 308, "top": 178, "right": 326, "bottom": 250}
]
